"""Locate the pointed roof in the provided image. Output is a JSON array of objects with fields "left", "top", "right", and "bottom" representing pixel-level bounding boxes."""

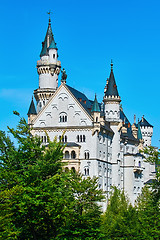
[
  {"left": 91, "top": 94, "right": 100, "bottom": 112},
  {"left": 40, "top": 18, "right": 57, "bottom": 57},
  {"left": 139, "top": 116, "right": 153, "bottom": 128},
  {"left": 137, "top": 122, "right": 142, "bottom": 140},
  {"left": 48, "top": 38, "right": 57, "bottom": 49},
  {"left": 27, "top": 97, "right": 37, "bottom": 115},
  {"left": 105, "top": 61, "right": 119, "bottom": 97}
]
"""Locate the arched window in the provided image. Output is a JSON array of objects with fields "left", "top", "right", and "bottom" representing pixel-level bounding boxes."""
[
  {"left": 83, "top": 135, "right": 86, "bottom": 142},
  {"left": 65, "top": 151, "right": 69, "bottom": 159},
  {"left": 84, "top": 167, "right": 89, "bottom": 176},
  {"left": 139, "top": 161, "right": 141, "bottom": 168},
  {"left": 65, "top": 167, "right": 69, "bottom": 172},
  {"left": 71, "top": 150, "right": 76, "bottom": 159},
  {"left": 59, "top": 112, "right": 67, "bottom": 122},
  {"left": 80, "top": 135, "right": 82, "bottom": 142},
  {"left": 84, "top": 151, "right": 89, "bottom": 159},
  {"left": 96, "top": 117, "right": 98, "bottom": 122},
  {"left": 65, "top": 136, "right": 67, "bottom": 142},
  {"left": 71, "top": 167, "right": 76, "bottom": 173},
  {"left": 77, "top": 135, "right": 79, "bottom": 142}
]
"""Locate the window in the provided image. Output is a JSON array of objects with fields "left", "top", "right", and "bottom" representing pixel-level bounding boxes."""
[
  {"left": 53, "top": 54, "right": 55, "bottom": 58},
  {"left": 41, "top": 135, "right": 48, "bottom": 143},
  {"left": 59, "top": 135, "right": 67, "bottom": 142},
  {"left": 65, "top": 167, "right": 69, "bottom": 172},
  {"left": 65, "top": 151, "right": 69, "bottom": 159},
  {"left": 96, "top": 117, "right": 98, "bottom": 122},
  {"left": 84, "top": 167, "right": 89, "bottom": 176},
  {"left": 71, "top": 150, "right": 76, "bottom": 159},
  {"left": 71, "top": 167, "right": 76, "bottom": 173},
  {"left": 59, "top": 112, "right": 67, "bottom": 122},
  {"left": 138, "top": 161, "right": 141, "bottom": 168},
  {"left": 77, "top": 135, "right": 86, "bottom": 142},
  {"left": 84, "top": 151, "right": 90, "bottom": 159}
]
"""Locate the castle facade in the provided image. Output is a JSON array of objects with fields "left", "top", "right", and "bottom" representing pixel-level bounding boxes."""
[{"left": 28, "top": 18, "right": 155, "bottom": 209}]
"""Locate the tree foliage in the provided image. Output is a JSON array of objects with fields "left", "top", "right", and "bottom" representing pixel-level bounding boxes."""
[
  {"left": 1, "top": 114, "right": 160, "bottom": 239},
  {"left": 0, "top": 114, "right": 103, "bottom": 239}
]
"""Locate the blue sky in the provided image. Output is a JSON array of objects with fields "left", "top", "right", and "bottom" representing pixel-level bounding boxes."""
[{"left": 0, "top": 0, "right": 160, "bottom": 147}]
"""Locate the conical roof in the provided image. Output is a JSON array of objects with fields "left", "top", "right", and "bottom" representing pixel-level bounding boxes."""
[
  {"left": 27, "top": 97, "right": 37, "bottom": 115},
  {"left": 40, "top": 18, "right": 57, "bottom": 57},
  {"left": 48, "top": 38, "right": 57, "bottom": 49},
  {"left": 137, "top": 122, "right": 142, "bottom": 140},
  {"left": 105, "top": 61, "right": 119, "bottom": 97},
  {"left": 91, "top": 94, "right": 100, "bottom": 112},
  {"left": 139, "top": 116, "right": 153, "bottom": 128}
]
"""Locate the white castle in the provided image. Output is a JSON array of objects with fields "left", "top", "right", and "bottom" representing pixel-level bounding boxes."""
[{"left": 28, "top": 18, "right": 155, "bottom": 208}]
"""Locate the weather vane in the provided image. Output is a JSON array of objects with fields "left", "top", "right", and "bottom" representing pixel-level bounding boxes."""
[{"left": 47, "top": 10, "right": 52, "bottom": 19}]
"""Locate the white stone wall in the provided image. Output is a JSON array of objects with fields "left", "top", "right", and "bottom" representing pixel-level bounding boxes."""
[{"left": 140, "top": 126, "right": 153, "bottom": 147}]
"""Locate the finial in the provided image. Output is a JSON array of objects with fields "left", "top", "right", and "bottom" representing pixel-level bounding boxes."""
[
  {"left": 142, "top": 115, "right": 144, "bottom": 122},
  {"left": 61, "top": 68, "right": 67, "bottom": 84},
  {"left": 111, "top": 59, "right": 113, "bottom": 72},
  {"left": 47, "top": 11, "right": 52, "bottom": 25}
]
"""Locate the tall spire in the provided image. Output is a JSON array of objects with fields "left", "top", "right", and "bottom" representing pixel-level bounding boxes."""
[
  {"left": 40, "top": 15, "right": 57, "bottom": 57},
  {"left": 105, "top": 60, "right": 119, "bottom": 97}
]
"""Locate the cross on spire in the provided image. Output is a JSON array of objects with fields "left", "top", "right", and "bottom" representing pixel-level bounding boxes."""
[{"left": 47, "top": 10, "right": 52, "bottom": 24}]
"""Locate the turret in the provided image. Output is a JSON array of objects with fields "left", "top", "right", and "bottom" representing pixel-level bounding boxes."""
[
  {"left": 27, "top": 97, "right": 37, "bottom": 125},
  {"left": 137, "top": 121, "right": 144, "bottom": 150},
  {"left": 34, "top": 17, "right": 61, "bottom": 113},
  {"left": 132, "top": 115, "right": 138, "bottom": 138},
  {"left": 139, "top": 116, "right": 153, "bottom": 147},
  {"left": 103, "top": 61, "right": 121, "bottom": 122},
  {"left": 91, "top": 94, "right": 100, "bottom": 134}
]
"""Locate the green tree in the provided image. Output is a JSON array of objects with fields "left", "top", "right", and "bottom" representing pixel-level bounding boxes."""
[
  {"left": 101, "top": 187, "right": 140, "bottom": 240},
  {"left": 135, "top": 146, "right": 160, "bottom": 239},
  {"left": 142, "top": 146, "right": 160, "bottom": 206},
  {"left": 0, "top": 113, "right": 104, "bottom": 239},
  {"left": 58, "top": 173, "right": 104, "bottom": 240}
]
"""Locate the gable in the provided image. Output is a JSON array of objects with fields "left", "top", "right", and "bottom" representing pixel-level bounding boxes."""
[{"left": 33, "top": 84, "right": 93, "bottom": 128}]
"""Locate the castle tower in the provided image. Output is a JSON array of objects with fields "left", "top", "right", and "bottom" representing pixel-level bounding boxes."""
[
  {"left": 34, "top": 17, "right": 61, "bottom": 113},
  {"left": 103, "top": 62, "right": 122, "bottom": 186},
  {"left": 139, "top": 116, "right": 153, "bottom": 147},
  {"left": 27, "top": 97, "right": 37, "bottom": 125},
  {"left": 91, "top": 94, "right": 100, "bottom": 134},
  {"left": 103, "top": 61, "right": 121, "bottom": 122}
]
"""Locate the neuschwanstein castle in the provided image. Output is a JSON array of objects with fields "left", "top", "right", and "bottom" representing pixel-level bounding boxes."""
[{"left": 27, "top": 17, "right": 155, "bottom": 207}]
